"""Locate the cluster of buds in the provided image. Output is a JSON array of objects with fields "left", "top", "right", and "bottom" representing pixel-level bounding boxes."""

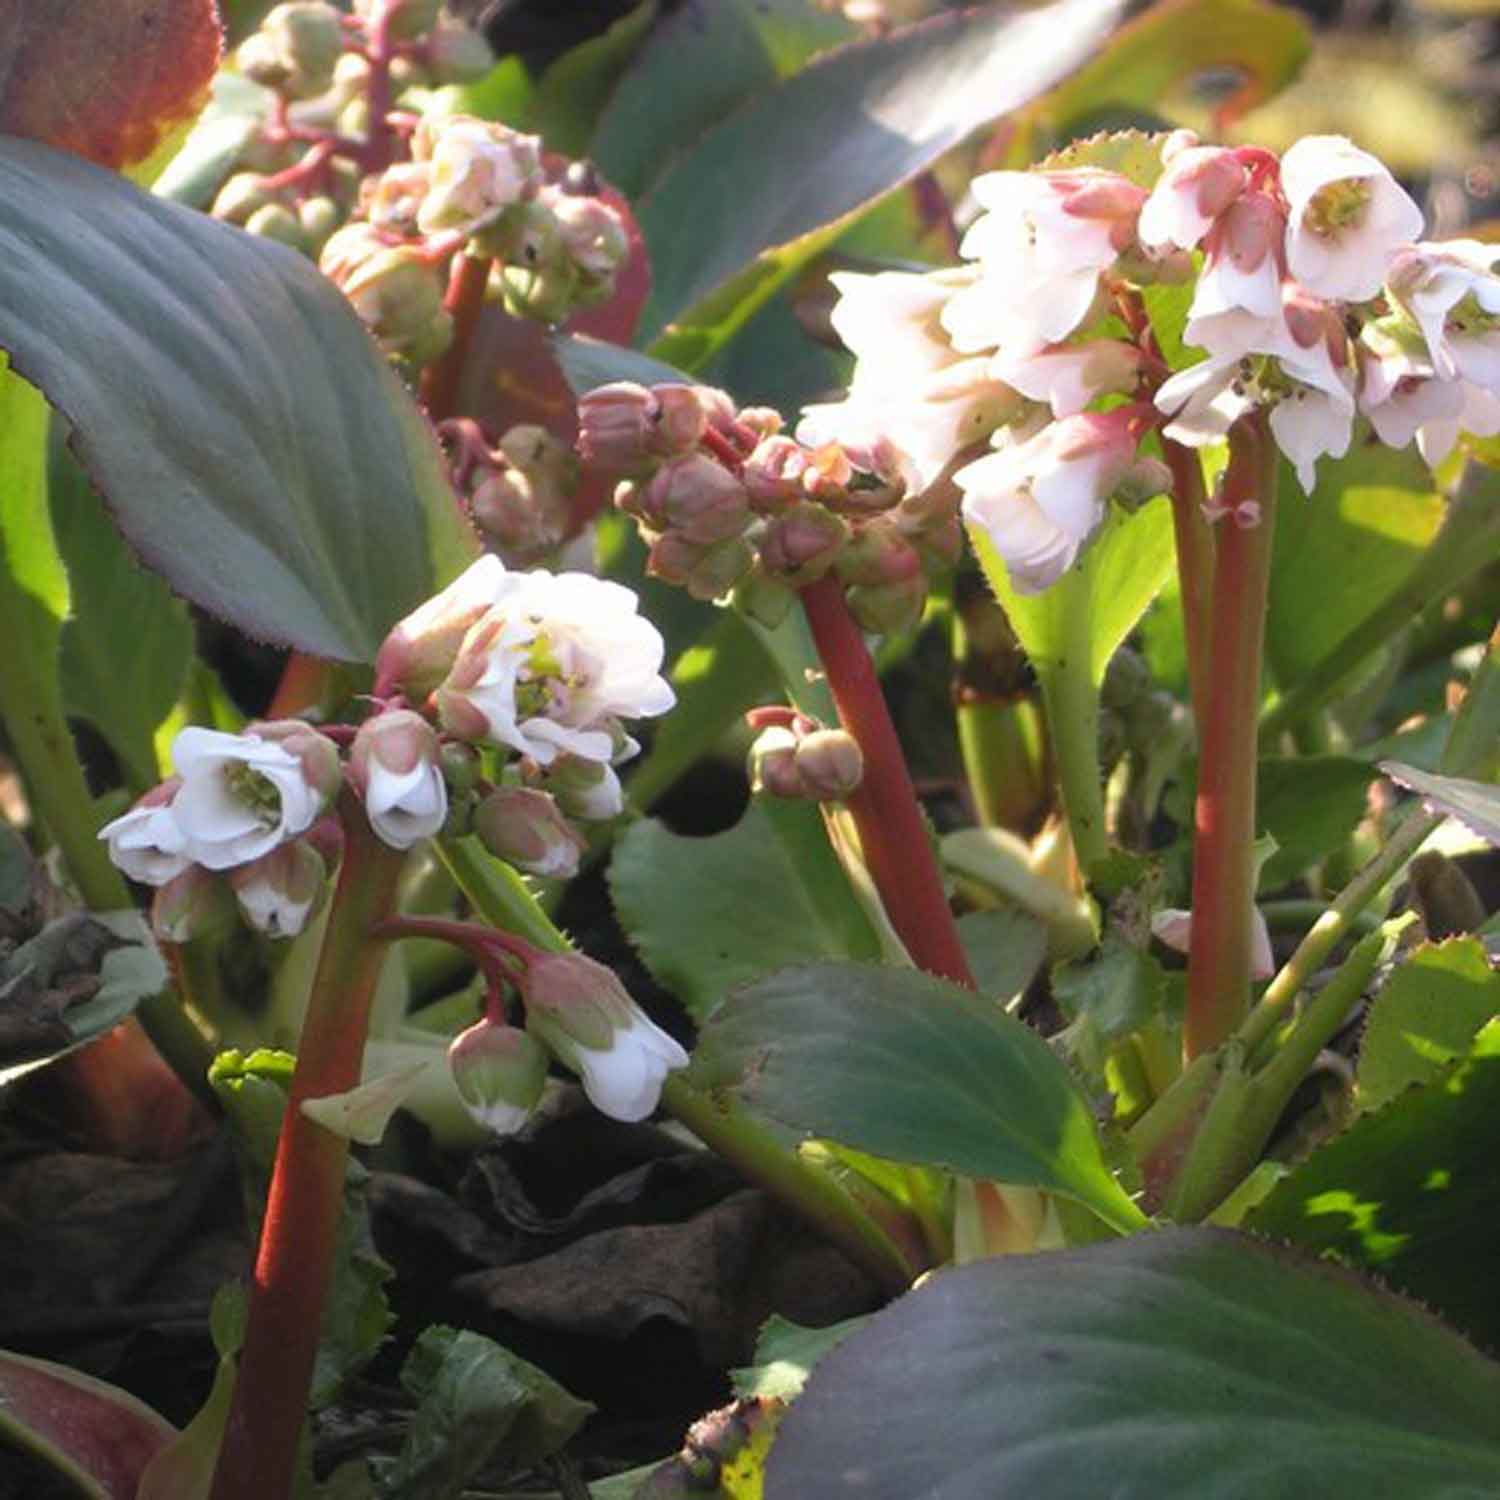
[
  {"left": 578, "top": 378, "right": 962, "bottom": 634},
  {"left": 446, "top": 946, "right": 688, "bottom": 1131},
  {"left": 746, "top": 708, "right": 865, "bottom": 802},
  {"left": 440, "top": 419, "right": 580, "bottom": 567},
  {"left": 783, "top": 130, "right": 1500, "bottom": 595}
]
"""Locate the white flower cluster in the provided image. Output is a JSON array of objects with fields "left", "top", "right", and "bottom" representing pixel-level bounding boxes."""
[{"left": 802, "top": 132, "right": 1500, "bottom": 593}]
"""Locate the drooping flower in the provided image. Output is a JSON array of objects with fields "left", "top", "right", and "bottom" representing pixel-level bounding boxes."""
[
  {"left": 230, "top": 840, "right": 327, "bottom": 939},
  {"left": 1137, "top": 134, "right": 1248, "bottom": 253},
  {"left": 990, "top": 340, "right": 1145, "bottom": 420},
  {"left": 436, "top": 570, "right": 674, "bottom": 765},
  {"left": 1188, "top": 191, "right": 1288, "bottom": 330},
  {"left": 1385, "top": 240, "right": 1500, "bottom": 384},
  {"left": 448, "top": 1019, "right": 550, "bottom": 1136},
  {"left": 521, "top": 952, "right": 688, "bottom": 1122},
  {"left": 351, "top": 710, "right": 448, "bottom": 850},
  {"left": 955, "top": 408, "right": 1142, "bottom": 594},
  {"left": 1280, "top": 135, "right": 1423, "bottom": 302},
  {"left": 99, "top": 780, "right": 191, "bottom": 886},
  {"left": 472, "top": 787, "right": 586, "bottom": 878}
]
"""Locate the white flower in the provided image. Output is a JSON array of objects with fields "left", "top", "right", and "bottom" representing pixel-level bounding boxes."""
[
  {"left": 943, "top": 169, "right": 1144, "bottom": 356},
  {"left": 1151, "top": 905, "right": 1274, "bottom": 979},
  {"left": 990, "top": 340, "right": 1144, "bottom": 420},
  {"left": 1138, "top": 137, "right": 1247, "bottom": 252},
  {"left": 1358, "top": 334, "right": 1465, "bottom": 459},
  {"left": 1188, "top": 193, "right": 1287, "bottom": 331},
  {"left": 448, "top": 1021, "right": 549, "bottom": 1137},
  {"left": 522, "top": 953, "right": 688, "bottom": 1122},
  {"left": 415, "top": 116, "right": 541, "bottom": 237},
  {"left": 98, "top": 787, "right": 191, "bottom": 886},
  {"left": 374, "top": 554, "right": 511, "bottom": 699},
  {"left": 1386, "top": 240, "right": 1500, "bottom": 381},
  {"left": 169, "top": 727, "right": 326, "bottom": 872},
  {"left": 955, "top": 409, "right": 1141, "bottom": 594},
  {"left": 352, "top": 710, "right": 448, "bottom": 851},
  {"left": 437, "top": 571, "right": 674, "bottom": 766},
  {"left": 1281, "top": 135, "right": 1423, "bottom": 302},
  {"left": 230, "top": 841, "right": 326, "bottom": 939}
]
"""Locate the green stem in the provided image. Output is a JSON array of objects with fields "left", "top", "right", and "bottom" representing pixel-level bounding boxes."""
[
  {"left": 209, "top": 796, "right": 407, "bottom": 1500},
  {"left": 1184, "top": 416, "right": 1277, "bottom": 1061},
  {"left": 1160, "top": 436, "right": 1216, "bottom": 735},
  {"left": 799, "top": 576, "right": 974, "bottom": 988},
  {"left": 439, "top": 832, "right": 917, "bottom": 1294},
  {"left": 1033, "top": 635, "right": 1109, "bottom": 873},
  {"left": 1258, "top": 467, "right": 1500, "bottom": 745}
]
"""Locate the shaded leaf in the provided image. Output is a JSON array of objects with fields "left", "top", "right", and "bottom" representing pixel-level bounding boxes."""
[
  {"left": 1257, "top": 755, "right": 1377, "bottom": 886},
  {"left": 766, "top": 1227, "right": 1500, "bottom": 1500},
  {"left": 1357, "top": 938, "right": 1500, "bottom": 1111},
  {"left": 1381, "top": 760, "right": 1500, "bottom": 848},
  {"left": 732, "top": 1314, "right": 865, "bottom": 1402},
  {"left": 0, "top": 1348, "right": 176, "bottom": 1500},
  {"left": 1249, "top": 1018, "right": 1500, "bottom": 1352},
  {"left": 955, "top": 908, "right": 1048, "bottom": 1005},
  {"left": 0, "top": 0, "right": 221, "bottom": 171},
  {"left": 639, "top": 0, "right": 1126, "bottom": 363},
  {"left": 551, "top": 332, "right": 695, "bottom": 396},
  {"left": 377, "top": 1326, "right": 592, "bottom": 1499},
  {"left": 526, "top": 2, "right": 658, "bottom": 158},
  {"left": 0, "top": 138, "right": 478, "bottom": 662},
  {"left": 610, "top": 801, "right": 881, "bottom": 1024},
  {"left": 690, "top": 962, "right": 1146, "bottom": 1233}
]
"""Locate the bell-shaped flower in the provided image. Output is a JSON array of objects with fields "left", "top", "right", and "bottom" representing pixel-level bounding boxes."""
[
  {"left": 545, "top": 756, "right": 625, "bottom": 822},
  {"left": 1188, "top": 191, "right": 1287, "bottom": 331},
  {"left": 1281, "top": 135, "right": 1423, "bottom": 302},
  {"left": 944, "top": 169, "right": 1144, "bottom": 356},
  {"left": 1137, "top": 133, "right": 1248, "bottom": 252},
  {"left": 374, "top": 554, "right": 511, "bottom": 700},
  {"left": 990, "top": 339, "right": 1145, "bottom": 420},
  {"left": 151, "top": 864, "right": 237, "bottom": 944},
  {"left": 1386, "top": 240, "right": 1500, "bottom": 386},
  {"left": 99, "top": 779, "right": 190, "bottom": 886},
  {"left": 414, "top": 116, "right": 542, "bottom": 237},
  {"left": 955, "top": 408, "right": 1142, "bottom": 594},
  {"left": 448, "top": 1020, "right": 550, "bottom": 1136},
  {"left": 167, "top": 726, "right": 328, "bottom": 872},
  {"left": 473, "top": 787, "right": 586, "bottom": 877},
  {"left": 521, "top": 952, "right": 688, "bottom": 1122},
  {"left": 230, "top": 839, "right": 327, "bottom": 939},
  {"left": 351, "top": 710, "right": 448, "bottom": 850},
  {"left": 436, "top": 570, "right": 674, "bottom": 765}
]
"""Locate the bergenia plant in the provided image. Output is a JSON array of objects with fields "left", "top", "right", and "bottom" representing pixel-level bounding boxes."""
[{"left": 4, "top": 0, "right": 1500, "bottom": 1497}]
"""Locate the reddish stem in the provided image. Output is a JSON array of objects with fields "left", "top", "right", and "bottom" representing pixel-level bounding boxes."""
[
  {"left": 1160, "top": 435, "right": 1217, "bottom": 735},
  {"left": 419, "top": 251, "right": 493, "bottom": 423},
  {"left": 375, "top": 913, "right": 537, "bottom": 1004},
  {"left": 266, "top": 651, "right": 334, "bottom": 720},
  {"left": 360, "top": 2, "right": 398, "bottom": 175},
  {"left": 799, "top": 575, "right": 975, "bottom": 989},
  {"left": 208, "top": 798, "right": 407, "bottom": 1500},
  {"left": 1184, "top": 415, "right": 1278, "bottom": 1061}
]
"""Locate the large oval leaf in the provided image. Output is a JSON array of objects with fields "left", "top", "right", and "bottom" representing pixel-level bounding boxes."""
[
  {"left": 690, "top": 961, "right": 1146, "bottom": 1233},
  {"left": 0, "top": 137, "right": 477, "bottom": 661},
  {"left": 766, "top": 1228, "right": 1500, "bottom": 1500},
  {"left": 637, "top": 0, "right": 1126, "bottom": 359}
]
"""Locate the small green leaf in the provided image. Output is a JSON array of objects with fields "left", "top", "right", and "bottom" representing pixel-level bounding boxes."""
[
  {"left": 0, "top": 138, "right": 477, "bottom": 662},
  {"left": 765, "top": 1228, "right": 1500, "bottom": 1500},
  {"left": 639, "top": 0, "right": 1126, "bottom": 364},
  {"left": 610, "top": 801, "right": 881, "bottom": 1024},
  {"left": 1357, "top": 938, "right": 1500, "bottom": 1111},
  {"left": 733, "top": 1315, "right": 866, "bottom": 1403},
  {"left": 378, "top": 1326, "right": 592, "bottom": 1499},
  {"left": 1256, "top": 755, "right": 1377, "bottom": 885},
  {"left": 691, "top": 961, "right": 1146, "bottom": 1233},
  {"left": 1249, "top": 1018, "right": 1500, "bottom": 1351}
]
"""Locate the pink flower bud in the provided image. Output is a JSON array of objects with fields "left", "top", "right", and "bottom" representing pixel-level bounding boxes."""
[
  {"left": 835, "top": 520, "right": 923, "bottom": 588},
  {"left": 743, "top": 435, "right": 809, "bottom": 511},
  {"left": 577, "top": 382, "right": 662, "bottom": 472},
  {"left": 374, "top": 555, "right": 509, "bottom": 700},
  {"left": 760, "top": 502, "right": 850, "bottom": 584},
  {"left": 646, "top": 455, "right": 751, "bottom": 544},
  {"left": 749, "top": 725, "right": 807, "bottom": 799},
  {"left": 845, "top": 574, "right": 928, "bottom": 637},
  {"left": 473, "top": 787, "right": 586, "bottom": 878},
  {"left": 793, "top": 729, "right": 865, "bottom": 799},
  {"left": 521, "top": 953, "right": 688, "bottom": 1121},
  {"left": 448, "top": 1020, "right": 549, "bottom": 1135},
  {"left": 151, "top": 865, "right": 236, "bottom": 944},
  {"left": 230, "top": 839, "right": 327, "bottom": 939},
  {"left": 350, "top": 710, "right": 447, "bottom": 850}
]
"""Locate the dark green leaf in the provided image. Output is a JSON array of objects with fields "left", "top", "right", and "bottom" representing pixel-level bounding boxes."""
[
  {"left": 550, "top": 333, "right": 694, "bottom": 395},
  {"left": 690, "top": 962, "right": 1146, "bottom": 1232},
  {"left": 593, "top": 0, "right": 854, "bottom": 200},
  {"left": 1249, "top": 1018, "right": 1500, "bottom": 1352},
  {"left": 1256, "top": 755, "right": 1377, "bottom": 886},
  {"left": 955, "top": 908, "right": 1048, "bottom": 1005},
  {"left": 0, "top": 138, "right": 478, "bottom": 662},
  {"left": 766, "top": 1227, "right": 1500, "bottom": 1500},
  {"left": 50, "top": 427, "right": 191, "bottom": 793},
  {"left": 610, "top": 801, "right": 881, "bottom": 1024},
  {"left": 638, "top": 0, "right": 1126, "bottom": 361},
  {"left": 379, "top": 1326, "right": 592, "bottom": 1498},
  {"left": 1053, "top": 935, "right": 1169, "bottom": 1077}
]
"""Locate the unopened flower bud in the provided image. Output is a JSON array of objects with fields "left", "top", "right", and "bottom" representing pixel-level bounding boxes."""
[
  {"left": 368, "top": 161, "right": 432, "bottom": 236},
  {"left": 211, "top": 171, "right": 280, "bottom": 226},
  {"left": 1115, "top": 456, "right": 1172, "bottom": 508},
  {"left": 152, "top": 865, "right": 236, "bottom": 944},
  {"left": 546, "top": 756, "right": 624, "bottom": 822},
  {"left": 646, "top": 454, "right": 750, "bottom": 543},
  {"left": 320, "top": 225, "right": 452, "bottom": 365},
  {"left": 743, "top": 435, "right": 811, "bottom": 511},
  {"left": 355, "top": 0, "right": 441, "bottom": 41},
  {"left": 440, "top": 741, "right": 481, "bottom": 794},
  {"left": 471, "top": 470, "right": 563, "bottom": 563},
  {"left": 425, "top": 20, "right": 494, "bottom": 83},
  {"left": 230, "top": 838, "right": 327, "bottom": 938},
  {"left": 498, "top": 257, "right": 579, "bottom": 325},
  {"left": 761, "top": 502, "right": 850, "bottom": 584},
  {"left": 579, "top": 383, "right": 661, "bottom": 473},
  {"left": 245, "top": 720, "right": 343, "bottom": 809},
  {"left": 262, "top": 3, "right": 343, "bottom": 89},
  {"left": 845, "top": 574, "right": 927, "bottom": 636},
  {"left": 749, "top": 725, "right": 806, "bottom": 799},
  {"left": 521, "top": 952, "right": 688, "bottom": 1122},
  {"left": 548, "top": 188, "right": 629, "bottom": 281},
  {"left": 417, "top": 117, "right": 542, "bottom": 238},
  {"left": 297, "top": 196, "right": 341, "bottom": 256},
  {"left": 245, "top": 202, "right": 307, "bottom": 252},
  {"left": 375, "top": 555, "right": 510, "bottom": 700},
  {"left": 350, "top": 710, "right": 447, "bottom": 850},
  {"left": 645, "top": 530, "right": 705, "bottom": 588},
  {"left": 652, "top": 384, "right": 715, "bottom": 455},
  {"left": 449, "top": 1020, "right": 549, "bottom": 1135},
  {"left": 794, "top": 729, "right": 864, "bottom": 800},
  {"left": 235, "top": 32, "right": 294, "bottom": 92},
  {"left": 473, "top": 787, "right": 586, "bottom": 879},
  {"left": 835, "top": 520, "right": 922, "bottom": 589}
]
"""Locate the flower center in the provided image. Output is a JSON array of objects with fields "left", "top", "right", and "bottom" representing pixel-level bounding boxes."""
[
  {"left": 1447, "top": 293, "right": 1500, "bottom": 338},
  {"left": 223, "top": 762, "right": 283, "bottom": 829},
  {"left": 1302, "top": 178, "right": 1371, "bottom": 240}
]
